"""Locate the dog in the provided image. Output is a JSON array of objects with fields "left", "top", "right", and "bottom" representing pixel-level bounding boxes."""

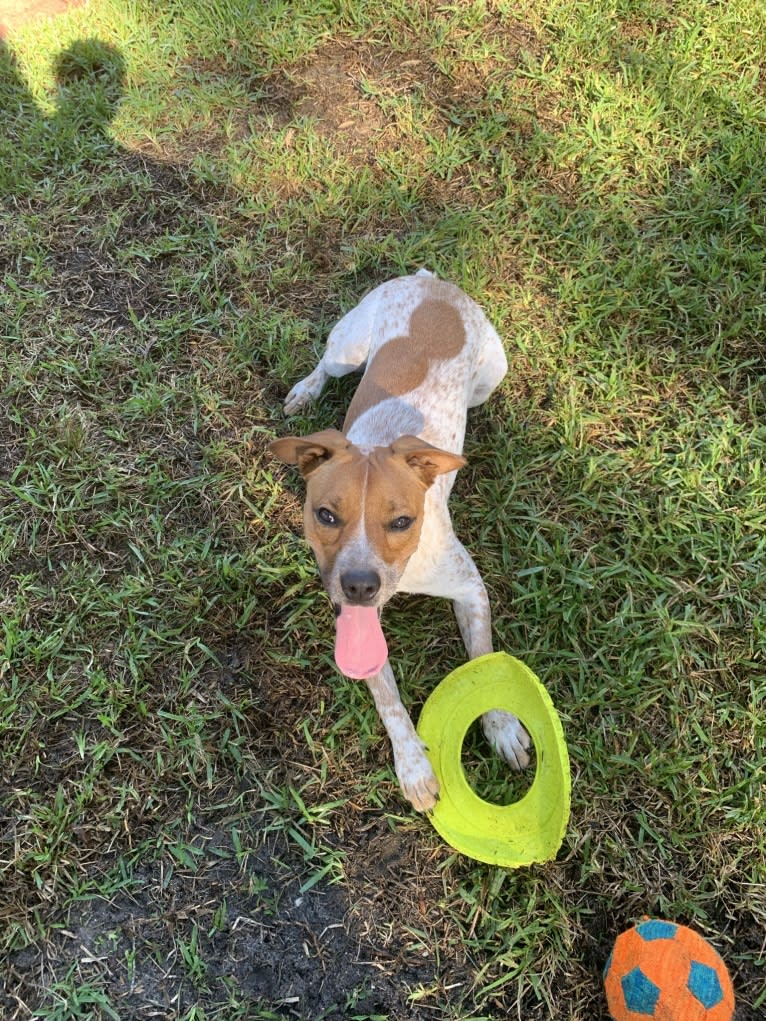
[{"left": 269, "top": 270, "right": 530, "bottom": 811}]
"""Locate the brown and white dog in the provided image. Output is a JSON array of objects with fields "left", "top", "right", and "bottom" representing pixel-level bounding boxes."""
[{"left": 269, "top": 271, "right": 530, "bottom": 811}]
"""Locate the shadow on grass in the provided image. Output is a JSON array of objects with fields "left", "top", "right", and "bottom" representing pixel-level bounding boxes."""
[{"left": 0, "top": 36, "right": 124, "bottom": 183}]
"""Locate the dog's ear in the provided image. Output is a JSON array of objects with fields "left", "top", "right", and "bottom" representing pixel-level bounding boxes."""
[
  {"left": 390, "top": 435, "right": 467, "bottom": 486},
  {"left": 268, "top": 429, "right": 350, "bottom": 478}
]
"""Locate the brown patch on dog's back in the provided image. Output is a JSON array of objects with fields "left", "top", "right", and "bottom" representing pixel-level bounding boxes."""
[{"left": 344, "top": 298, "right": 465, "bottom": 430}]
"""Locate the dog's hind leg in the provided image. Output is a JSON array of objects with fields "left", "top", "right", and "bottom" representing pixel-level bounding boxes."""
[
  {"left": 467, "top": 323, "right": 508, "bottom": 408},
  {"left": 283, "top": 288, "right": 382, "bottom": 415}
]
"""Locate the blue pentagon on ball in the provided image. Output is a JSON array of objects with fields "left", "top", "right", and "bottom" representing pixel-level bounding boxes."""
[
  {"left": 621, "top": 966, "right": 660, "bottom": 1013},
  {"left": 688, "top": 961, "right": 725, "bottom": 1009},
  {"left": 637, "top": 919, "right": 678, "bottom": 941}
]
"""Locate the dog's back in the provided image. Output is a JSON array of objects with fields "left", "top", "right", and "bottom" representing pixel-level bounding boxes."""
[{"left": 329, "top": 272, "right": 507, "bottom": 454}]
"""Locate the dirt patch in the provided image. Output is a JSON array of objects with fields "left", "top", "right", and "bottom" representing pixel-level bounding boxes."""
[
  {"left": 2, "top": 809, "right": 470, "bottom": 1021},
  {"left": 248, "top": 29, "right": 544, "bottom": 165},
  {"left": 293, "top": 43, "right": 391, "bottom": 149},
  {"left": 241, "top": 39, "right": 438, "bottom": 164}
]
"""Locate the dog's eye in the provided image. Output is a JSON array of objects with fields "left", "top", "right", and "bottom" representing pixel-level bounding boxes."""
[
  {"left": 315, "top": 507, "right": 339, "bottom": 527},
  {"left": 389, "top": 515, "right": 414, "bottom": 532}
]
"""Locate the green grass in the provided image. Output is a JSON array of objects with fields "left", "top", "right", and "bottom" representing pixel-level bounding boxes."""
[{"left": 1, "top": 0, "right": 764, "bottom": 1018}]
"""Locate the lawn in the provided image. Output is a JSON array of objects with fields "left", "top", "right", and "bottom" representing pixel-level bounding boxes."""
[{"left": 1, "top": 0, "right": 764, "bottom": 1019}]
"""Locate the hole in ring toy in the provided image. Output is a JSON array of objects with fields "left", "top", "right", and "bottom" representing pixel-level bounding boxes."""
[{"left": 416, "top": 652, "right": 571, "bottom": 867}]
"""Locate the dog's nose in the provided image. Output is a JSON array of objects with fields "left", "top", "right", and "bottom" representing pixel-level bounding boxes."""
[{"left": 340, "top": 570, "right": 381, "bottom": 604}]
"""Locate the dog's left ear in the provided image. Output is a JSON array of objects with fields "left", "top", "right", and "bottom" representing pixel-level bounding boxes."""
[
  {"left": 268, "top": 429, "right": 349, "bottom": 478},
  {"left": 390, "top": 435, "right": 467, "bottom": 486}
]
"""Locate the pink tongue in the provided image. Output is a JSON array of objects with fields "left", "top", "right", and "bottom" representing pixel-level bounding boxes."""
[{"left": 334, "top": 605, "right": 388, "bottom": 679}]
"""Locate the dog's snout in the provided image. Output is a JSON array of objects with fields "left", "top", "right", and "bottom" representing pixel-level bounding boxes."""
[{"left": 341, "top": 570, "right": 381, "bottom": 604}]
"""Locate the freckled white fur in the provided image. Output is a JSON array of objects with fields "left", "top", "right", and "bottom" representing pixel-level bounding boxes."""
[{"left": 282, "top": 271, "right": 530, "bottom": 811}]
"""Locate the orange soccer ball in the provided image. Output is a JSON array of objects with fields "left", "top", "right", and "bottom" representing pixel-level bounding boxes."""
[{"left": 603, "top": 919, "right": 735, "bottom": 1021}]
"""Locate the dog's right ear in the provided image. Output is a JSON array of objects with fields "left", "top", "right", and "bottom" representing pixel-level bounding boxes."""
[{"left": 268, "top": 429, "right": 349, "bottom": 478}]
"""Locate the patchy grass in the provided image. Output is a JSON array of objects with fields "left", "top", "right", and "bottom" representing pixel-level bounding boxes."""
[{"left": 1, "top": 0, "right": 764, "bottom": 1019}]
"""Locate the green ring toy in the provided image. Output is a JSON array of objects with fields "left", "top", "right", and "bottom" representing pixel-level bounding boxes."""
[{"left": 416, "top": 652, "right": 571, "bottom": 867}]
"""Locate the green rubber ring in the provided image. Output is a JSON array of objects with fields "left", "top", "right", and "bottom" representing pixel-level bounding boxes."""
[{"left": 416, "top": 652, "right": 571, "bottom": 867}]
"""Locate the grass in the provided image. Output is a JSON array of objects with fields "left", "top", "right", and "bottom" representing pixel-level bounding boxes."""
[{"left": 0, "top": 0, "right": 764, "bottom": 1018}]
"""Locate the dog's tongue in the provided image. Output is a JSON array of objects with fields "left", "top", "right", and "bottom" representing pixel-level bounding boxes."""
[{"left": 334, "top": 606, "right": 388, "bottom": 679}]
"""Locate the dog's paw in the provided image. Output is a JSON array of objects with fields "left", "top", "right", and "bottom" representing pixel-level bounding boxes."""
[
  {"left": 396, "top": 744, "right": 440, "bottom": 813},
  {"left": 283, "top": 384, "right": 312, "bottom": 415},
  {"left": 283, "top": 369, "right": 326, "bottom": 415},
  {"left": 481, "top": 709, "right": 531, "bottom": 771}
]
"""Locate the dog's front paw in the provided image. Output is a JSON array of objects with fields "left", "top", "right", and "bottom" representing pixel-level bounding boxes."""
[
  {"left": 395, "top": 744, "right": 440, "bottom": 813},
  {"left": 482, "top": 710, "right": 531, "bottom": 770},
  {"left": 283, "top": 368, "right": 326, "bottom": 415}
]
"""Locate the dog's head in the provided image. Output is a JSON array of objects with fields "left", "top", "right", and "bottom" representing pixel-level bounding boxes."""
[{"left": 268, "top": 429, "right": 465, "bottom": 611}]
